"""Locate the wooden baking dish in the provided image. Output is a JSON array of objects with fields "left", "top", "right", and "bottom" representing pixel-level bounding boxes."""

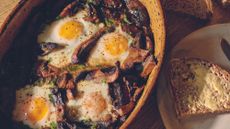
[{"left": 0, "top": 0, "right": 165, "bottom": 128}]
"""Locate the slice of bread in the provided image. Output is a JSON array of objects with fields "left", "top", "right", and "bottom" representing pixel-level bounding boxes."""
[
  {"left": 162, "top": 0, "right": 213, "bottom": 19},
  {"left": 169, "top": 58, "right": 230, "bottom": 119}
]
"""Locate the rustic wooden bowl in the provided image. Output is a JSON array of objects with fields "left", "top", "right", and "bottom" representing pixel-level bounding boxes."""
[{"left": 0, "top": 0, "right": 165, "bottom": 128}]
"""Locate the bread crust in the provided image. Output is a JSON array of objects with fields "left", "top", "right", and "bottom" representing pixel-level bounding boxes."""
[{"left": 162, "top": 0, "right": 213, "bottom": 19}]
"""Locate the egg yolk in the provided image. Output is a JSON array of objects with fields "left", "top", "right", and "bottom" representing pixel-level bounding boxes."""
[
  {"left": 82, "top": 92, "right": 107, "bottom": 115},
  {"left": 27, "top": 97, "right": 49, "bottom": 123},
  {"left": 59, "top": 20, "right": 83, "bottom": 41},
  {"left": 104, "top": 33, "right": 128, "bottom": 56}
]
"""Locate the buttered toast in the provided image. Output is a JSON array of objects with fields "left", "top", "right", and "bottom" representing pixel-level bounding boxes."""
[{"left": 169, "top": 58, "right": 230, "bottom": 118}]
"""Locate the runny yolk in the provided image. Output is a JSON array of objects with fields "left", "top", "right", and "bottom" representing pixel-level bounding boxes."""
[
  {"left": 28, "top": 97, "right": 49, "bottom": 123},
  {"left": 83, "top": 92, "right": 107, "bottom": 115},
  {"left": 59, "top": 20, "right": 83, "bottom": 41},
  {"left": 104, "top": 33, "right": 128, "bottom": 56}
]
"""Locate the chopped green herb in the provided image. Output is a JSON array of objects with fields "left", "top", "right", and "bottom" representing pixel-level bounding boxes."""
[
  {"left": 123, "top": 15, "right": 131, "bottom": 24},
  {"left": 49, "top": 94, "right": 55, "bottom": 103},
  {"left": 48, "top": 79, "right": 56, "bottom": 87},
  {"left": 96, "top": 64, "right": 102, "bottom": 67},
  {"left": 128, "top": 40, "right": 134, "bottom": 46},
  {"left": 87, "top": 0, "right": 94, "bottom": 3},
  {"left": 81, "top": 119, "right": 92, "bottom": 126},
  {"left": 50, "top": 122, "right": 57, "bottom": 129},
  {"left": 101, "top": 79, "right": 107, "bottom": 84},
  {"left": 47, "top": 58, "right": 52, "bottom": 63},
  {"left": 105, "top": 18, "right": 115, "bottom": 26},
  {"left": 91, "top": 124, "right": 99, "bottom": 129},
  {"left": 55, "top": 16, "right": 62, "bottom": 20},
  {"left": 33, "top": 79, "right": 45, "bottom": 86},
  {"left": 67, "top": 64, "right": 86, "bottom": 71},
  {"left": 149, "top": 48, "right": 153, "bottom": 52}
]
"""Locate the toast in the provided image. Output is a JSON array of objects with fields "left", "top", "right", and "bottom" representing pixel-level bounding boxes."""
[
  {"left": 169, "top": 58, "right": 230, "bottom": 119},
  {"left": 162, "top": 0, "right": 213, "bottom": 19}
]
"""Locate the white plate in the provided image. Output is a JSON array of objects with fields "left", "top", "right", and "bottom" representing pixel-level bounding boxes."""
[{"left": 157, "top": 23, "right": 230, "bottom": 129}]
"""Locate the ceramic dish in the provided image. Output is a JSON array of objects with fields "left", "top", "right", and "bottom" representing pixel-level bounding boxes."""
[{"left": 158, "top": 23, "right": 230, "bottom": 129}]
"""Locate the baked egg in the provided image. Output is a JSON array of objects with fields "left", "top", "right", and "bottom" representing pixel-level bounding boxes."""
[
  {"left": 38, "top": 9, "right": 103, "bottom": 68},
  {"left": 67, "top": 79, "right": 118, "bottom": 123},
  {"left": 87, "top": 26, "right": 134, "bottom": 67},
  {"left": 12, "top": 82, "right": 59, "bottom": 128}
]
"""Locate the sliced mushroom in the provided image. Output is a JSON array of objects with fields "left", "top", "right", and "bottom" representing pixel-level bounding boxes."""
[
  {"left": 73, "top": 69, "right": 90, "bottom": 83},
  {"left": 117, "top": 101, "right": 135, "bottom": 116},
  {"left": 85, "top": 64, "right": 120, "bottom": 83},
  {"left": 142, "top": 26, "right": 155, "bottom": 51},
  {"left": 101, "top": 0, "right": 123, "bottom": 20},
  {"left": 66, "top": 89, "right": 74, "bottom": 100},
  {"left": 103, "top": 0, "right": 123, "bottom": 9},
  {"left": 72, "top": 27, "right": 114, "bottom": 64},
  {"left": 58, "top": 121, "right": 77, "bottom": 129},
  {"left": 56, "top": 71, "right": 75, "bottom": 89},
  {"left": 36, "top": 61, "right": 60, "bottom": 78},
  {"left": 59, "top": 0, "right": 84, "bottom": 17},
  {"left": 51, "top": 88, "right": 65, "bottom": 122},
  {"left": 133, "top": 86, "right": 144, "bottom": 102},
  {"left": 121, "top": 23, "right": 140, "bottom": 37},
  {"left": 140, "top": 55, "right": 156, "bottom": 78},
  {"left": 40, "top": 42, "right": 66, "bottom": 56},
  {"left": 125, "top": 0, "right": 150, "bottom": 27},
  {"left": 83, "top": 3, "right": 100, "bottom": 23},
  {"left": 121, "top": 47, "right": 149, "bottom": 69},
  {"left": 132, "top": 31, "right": 147, "bottom": 49},
  {"left": 110, "top": 79, "right": 131, "bottom": 108},
  {"left": 145, "top": 35, "right": 154, "bottom": 51}
]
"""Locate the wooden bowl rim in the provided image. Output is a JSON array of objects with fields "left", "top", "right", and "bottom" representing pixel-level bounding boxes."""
[
  {"left": 0, "top": 0, "right": 166, "bottom": 128},
  {"left": 120, "top": 0, "right": 166, "bottom": 128}
]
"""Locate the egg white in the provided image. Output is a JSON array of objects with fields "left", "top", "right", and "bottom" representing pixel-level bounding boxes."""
[
  {"left": 13, "top": 83, "right": 58, "bottom": 129},
  {"left": 67, "top": 80, "right": 118, "bottom": 122},
  {"left": 38, "top": 9, "right": 103, "bottom": 68},
  {"left": 87, "top": 26, "right": 134, "bottom": 67}
]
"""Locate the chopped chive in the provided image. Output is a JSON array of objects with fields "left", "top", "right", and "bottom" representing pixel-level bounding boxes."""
[
  {"left": 50, "top": 122, "right": 57, "bottom": 129},
  {"left": 128, "top": 40, "right": 134, "bottom": 46},
  {"left": 55, "top": 16, "right": 62, "bottom": 20},
  {"left": 101, "top": 79, "right": 107, "bottom": 84},
  {"left": 67, "top": 64, "right": 86, "bottom": 71},
  {"left": 105, "top": 18, "right": 115, "bottom": 26},
  {"left": 123, "top": 15, "right": 132, "bottom": 24},
  {"left": 48, "top": 94, "right": 54, "bottom": 103}
]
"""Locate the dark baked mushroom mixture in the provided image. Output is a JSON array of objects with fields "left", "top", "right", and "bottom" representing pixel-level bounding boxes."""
[{"left": 0, "top": 0, "right": 157, "bottom": 129}]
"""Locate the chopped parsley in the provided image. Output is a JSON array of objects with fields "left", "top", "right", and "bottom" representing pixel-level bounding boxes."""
[
  {"left": 128, "top": 40, "right": 134, "bottom": 46},
  {"left": 123, "top": 15, "right": 132, "bottom": 24},
  {"left": 48, "top": 94, "right": 55, "bottom": 104},
  {"left": 48, "top": 79, "right": 56, "bottom": 87},
  {"left": 96, "top": 64, "right": 102, "bottom": 67},
  {"left": 101, "top": 79, "right": 107, "bottom": 84},
  {"left": 105, "top": 18, "right": 115, "bottom": 26},
  {"left": 87, "top": 0, "right": 94, "bottom": 3},
  {"left": 50, "top": 122, "right": 57, "bottom": 129},
  {"left": 90, "top": 124, "right": 99, "bottom": 129},
  {"left": 55, "top": 16, "right": 62, "bottom": 20},
  {"left": 47, "top": 58, "right": 52, "bottom": 63},
  {"left": 66, "top": 64, "right": 86, "bottom": 71},
  {"left": 81, "top": 119, "right": 92, "bottom": 125}
]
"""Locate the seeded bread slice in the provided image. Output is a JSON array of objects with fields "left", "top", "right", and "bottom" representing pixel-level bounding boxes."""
[
  {"left": 162, "top": 0, "right": 213, "bottom": 19},
  {"left": 169, "top": 58, "right": 230, "bottom": 119}
]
